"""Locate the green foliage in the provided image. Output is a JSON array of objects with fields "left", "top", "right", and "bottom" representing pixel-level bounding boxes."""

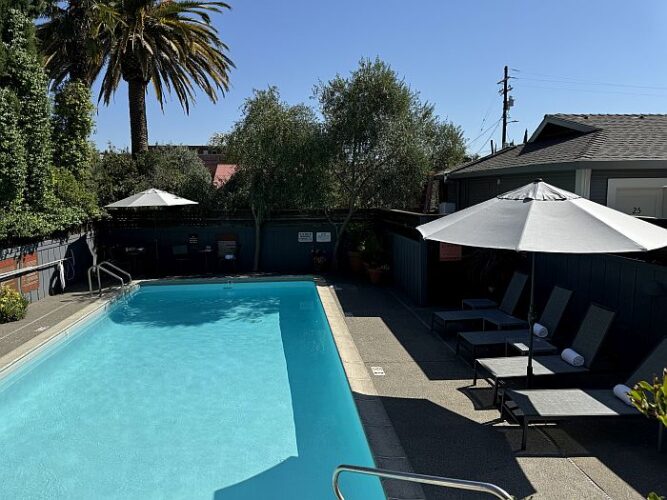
[
  {"left": 216, "top": 87, "right": 327, "bottom": 269},
  {"left": 360, "top": 231, "right": 388, "bottom": 268},
  {"left": 40, "top": 0, "right": 235, "bottom": 155},
  {"left": 93, "top": 147, "right": 215, "bottom": 208},
  {"left": 0, "top": 88, "right": 27, "bottom": 208},
  {"left": 92, "top": 149, "right": 142, "bottom": 207},
  {"left": 222, "top": 87, "right": 326, "bottom": 214},
  {"left": 3, "top": 8, "right": 52, "bottom": 207},
  {"left": 0, "top": 284, "right": 28, "bottom": 323},
  {"left": 136, "top": 147, "right": 215, "bottom": 206},
  {"left": 52, "top": 166, "right": 100, "bottom": 217},
  {"left": 630, "top": 370, "right": 667, "bottom": 427},
  {"left": 629, "top": 370, "right": 667, "bottom": 500},
  {"left": 425, "top": 120, "right": 467, "bottom": 173},
  {"left": 0, "top": 5, "right": 99, "bottom": 245},
  {"left": 52, "top": 81, "right": 95, "bottom": 179},
  {"left": 316, "top": 58, "right": 466, "bottom": 213},
  {"left": 316, "top": 58, "right": 461, "bottom": 263}
]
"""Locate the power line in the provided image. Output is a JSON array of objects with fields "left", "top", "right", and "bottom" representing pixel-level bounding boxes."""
[
  {"left": 478, "top": 93, "right": 497, "bottom": 132},
  {"left": 511, "top": 68, "right": 667, "bottom": 91},
  {"left": 514, "top": 83, "right": 667, "bottom": 98},
  {"left": 466, "top": 117, "right": 502, "bottom": 147},
  {"left": 475, "top": 119, "right": 501, "bottom": 156}
]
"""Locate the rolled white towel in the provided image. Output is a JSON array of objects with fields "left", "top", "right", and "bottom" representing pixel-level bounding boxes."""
[
  {"left": 560, "top": 348, "right": 584, "bottom": 367},
  {"left": 532, "top": 322, "right": 548, "bottom": 338},
  {"left": 613, "top": 384, "right": 634, "bottom": 406},
  {"left": 58, "top": 261, "right": 66, "bottom": 291}
]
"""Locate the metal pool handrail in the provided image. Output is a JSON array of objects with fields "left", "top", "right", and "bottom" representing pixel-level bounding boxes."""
[
  {"left": 332, "top": 464, "right": 514, "bottom": 500},
  {"left": 87, "top": 261, "right": 132, "bottom": 297}
]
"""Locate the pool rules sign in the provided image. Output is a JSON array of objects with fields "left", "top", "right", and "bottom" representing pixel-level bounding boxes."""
[{"left": 298, "top": 232, "right": 313, "bottom": 243}]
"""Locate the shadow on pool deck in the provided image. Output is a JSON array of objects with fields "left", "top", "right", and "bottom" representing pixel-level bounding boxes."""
[{"left": 333, "top": 281, "right": 666, "bottom": 499}]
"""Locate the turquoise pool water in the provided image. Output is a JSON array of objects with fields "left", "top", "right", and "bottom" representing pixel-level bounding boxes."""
[{"left": 0, "top": 281, "right": 383, "bottom": 499}]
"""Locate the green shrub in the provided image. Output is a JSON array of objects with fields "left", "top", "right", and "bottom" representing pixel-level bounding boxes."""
[
  {"left": 93, "top": 146, "right": 215, "bottom": 209},
  {"left": 52, "top": 81, "right": 95, "bottom": 180},
  {"left": 0, "top": 285, "right": 28, "bottom": 323}
]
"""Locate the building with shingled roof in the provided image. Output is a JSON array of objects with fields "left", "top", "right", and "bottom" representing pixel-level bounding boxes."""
[{"left": 437, "top": 114, "right": 667, "bottom": 218}]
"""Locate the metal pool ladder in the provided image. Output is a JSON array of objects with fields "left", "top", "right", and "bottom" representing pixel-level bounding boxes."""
[
  {"left": 333, "top": 465, "right": 513, "bottom": 500},
  {"left": 88, "top": 261, "right": 132, "bottom": 297}
]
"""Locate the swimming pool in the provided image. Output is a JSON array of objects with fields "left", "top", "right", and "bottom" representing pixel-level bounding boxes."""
[{"left": 0, "top": 281, "right": 384, "bottom": 499}]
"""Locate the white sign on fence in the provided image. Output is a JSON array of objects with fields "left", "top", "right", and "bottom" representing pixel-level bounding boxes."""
[
  {"left": 298, "top": 231, "right": 313, "bottom": 243},
  {"left": 316, "top": 232, "right": 331, "bottom": 243}
]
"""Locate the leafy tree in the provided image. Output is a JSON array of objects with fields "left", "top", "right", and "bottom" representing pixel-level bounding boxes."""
[
  {"left": 93, "top": 147, "right": 215, "bottom": 208},
  {"left": 135, "top": 147, "right": 215, "bottom": 206},
  {"left": 52, "top": 80, "right": 96, "bottom": 179},
  {"left": 3, "top": 8, "right": 52, "bottom": 207},
  {"left": 629, "top": 370, "right": 666, "bottom": 500},
  {"left": 0, "top": 88, "right": 27, "bottom": 208},
  {"left": 92, "top": 148, "right": 142, "bottom": 207},
  {"left": 219, "top": 87, "right": 326, "bottom": 271},
  {"left": 41, "top": 0, "right": 234, "bottom": 156},
  {"left": 38, "top": 0, "right": 109, "bottom": 86},
  {"left": 426, "top": 120, "right": 466, "bottom": 173},
  {"left": 316, "top": 58, "right": 438, "bottom": 266}
]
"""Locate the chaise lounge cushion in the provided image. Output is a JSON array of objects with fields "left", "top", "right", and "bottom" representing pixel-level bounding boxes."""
[
  {"left": 508, "top": 388, "right": 640, "bottom": 418},
  {"left": 477, "top": 354, "right": 589, "bottom": 379}
]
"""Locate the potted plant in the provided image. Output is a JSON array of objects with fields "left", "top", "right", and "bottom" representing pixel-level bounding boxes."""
[
  {"left": 345, "top": 223, "right": 367, "bottom": 274},
  {"left": 361, "top": 232, "right": 389, "bottom": 285},
  {"left": 312, "top": 248, "right": 329, "bottom": 273},
  {"left": 629, "top": 370, "right": 666, "bottom": 500}
]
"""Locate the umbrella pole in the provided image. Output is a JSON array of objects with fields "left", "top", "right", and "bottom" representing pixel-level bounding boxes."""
[{"left": 527, "top": 253, "right": 536, "bottom": 388}]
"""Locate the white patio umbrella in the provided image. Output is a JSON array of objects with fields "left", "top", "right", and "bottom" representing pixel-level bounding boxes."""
[
  {"left": 106, "top": 189, "right": 198, "bottom": 268},
  {"left": 417, "top": 180, "right": 667, "bottom": 383},
  {"left": 105, "top": 188, "right": 198, "bottom": 209}
]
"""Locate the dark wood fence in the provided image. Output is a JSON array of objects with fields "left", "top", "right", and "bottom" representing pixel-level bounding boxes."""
[
  {"left": 0, "top": 231, "right": 95, "bottom": 302},
  {"left": 535, "top": 253, "right": 667, "bottom": 372}
]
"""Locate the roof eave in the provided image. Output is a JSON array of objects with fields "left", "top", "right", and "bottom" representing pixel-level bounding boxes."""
[
  {"left": 447, "top": 158, "right": 667, "bottom": 179},
  {"left": 528, "top": 115, "right": 600, "bottom": 143}
]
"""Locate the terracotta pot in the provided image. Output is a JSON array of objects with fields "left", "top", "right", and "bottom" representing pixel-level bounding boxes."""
[
  {"left": 367, "top": 267, "right": 383, "bottom": 285},
  {"left": 347, "top": 251, "right": 364, "bottom": 273}
]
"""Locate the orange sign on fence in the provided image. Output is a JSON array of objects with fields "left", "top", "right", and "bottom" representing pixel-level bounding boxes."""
[{"left": 439, "top": 243, "right": 462, "bottom": 262}]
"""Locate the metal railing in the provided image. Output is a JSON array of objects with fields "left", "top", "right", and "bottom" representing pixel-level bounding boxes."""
[
  {"left": 333, "top": 465, "right": 513, "bottom": 500},
  {"left": 88, "top": 261, "right": 132, "bottom": 297}
]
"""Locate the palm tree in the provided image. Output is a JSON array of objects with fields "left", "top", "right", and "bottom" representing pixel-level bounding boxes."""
[
  {"left": 39, "top": 0, "right": 234, "bottom": 156},
  {"left": 38, "top": 0, "right": 111, "bottom": 86}
]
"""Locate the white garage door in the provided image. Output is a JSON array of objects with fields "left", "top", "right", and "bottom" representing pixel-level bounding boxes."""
[{"left": 607, "top": 178, "right": 667, "bottom": 218}]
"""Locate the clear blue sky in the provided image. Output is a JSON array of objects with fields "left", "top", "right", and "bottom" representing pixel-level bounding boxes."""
[{"left": 92, "top": 0, "right": 667, "bottom": 156}]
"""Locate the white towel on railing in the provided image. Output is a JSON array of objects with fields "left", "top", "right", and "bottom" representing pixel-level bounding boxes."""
[
  {"left": 532, "top": 322, "right": 548, "bottom": 338},
  {"left": 561, "top": 348, "right": 584, "bottom": 367},
  {"left": 58, "top": 261, "right": 66, "bottom": 291},
  {"left": 613, "top": 384, "right": 634, "bottom": 406}
]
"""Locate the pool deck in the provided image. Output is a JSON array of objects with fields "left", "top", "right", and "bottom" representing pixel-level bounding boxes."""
[
  {"left": 330, "top": 281, "right": 667, "bottom": 500},
  {"left": 1, "top": 279, "right": 665, "bottom": 499},
  {"left": 0, "top": 285, "right": 125, "bottom": 373}
]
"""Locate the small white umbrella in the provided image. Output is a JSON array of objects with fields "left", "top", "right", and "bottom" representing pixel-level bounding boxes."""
[
  {"left": 106, "top": 189, "right": 199, "bottom": 269},
  {"left": 417, "top": 180, "right": 667, "bottom": 382},
  {"left": 105, "top": 188, "right": 198, "bottom": 209}
]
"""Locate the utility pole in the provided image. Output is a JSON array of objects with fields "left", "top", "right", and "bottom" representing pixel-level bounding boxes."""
[
  {"left": 502, "top": 65, "right": 508, "bottom": 148},
  {"left": 498, "top": 65, "right": 514, "bottom": 149}
]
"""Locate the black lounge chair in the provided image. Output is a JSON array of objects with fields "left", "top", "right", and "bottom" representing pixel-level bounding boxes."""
[
  {"left": 431, "top": 272, "right": 528, "bottom": 334},
  {"left": 473, "top": 304, "right": 616, "bottom": 404},
  {"left": 503, "top": 338, "right": 667, "bottom": 450},
  {"left": 456, "top": 286, "right": 572, "bottom": 359}
]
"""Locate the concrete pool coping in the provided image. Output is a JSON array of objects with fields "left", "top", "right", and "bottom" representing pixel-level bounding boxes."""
[
  {"left": 316, "top": 283, "right": 426, "bottom": 500},
  {"left": 0, "top": 275, "right": 421, "bottom": 500}
]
